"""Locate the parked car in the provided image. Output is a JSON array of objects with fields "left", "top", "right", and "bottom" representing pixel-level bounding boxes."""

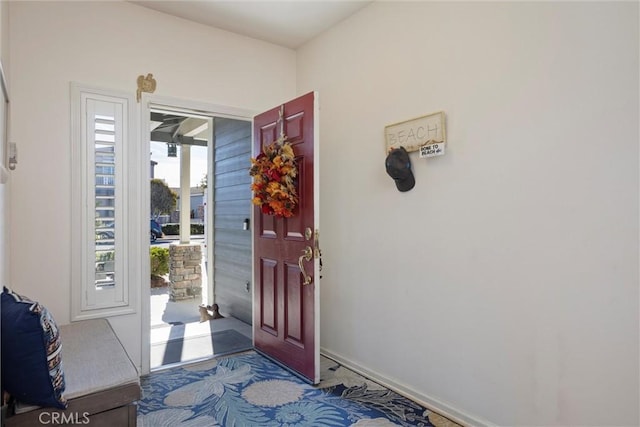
[
  {"left": 96, "top": 230, "right": 115, "bottom": 240},
  {"left": 95, "top": 220, "right": 114, "bottom": 244},
  {"left": 150, "top": 219, "right": 164, "bottom": 242}
]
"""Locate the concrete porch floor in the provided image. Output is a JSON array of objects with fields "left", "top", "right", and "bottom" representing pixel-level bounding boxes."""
[
  {"left": 150, "top": 285, "right": 202, "bottom": 327},
  {"left": 150, "top": 286, "right": 253, "bottom": 370}
]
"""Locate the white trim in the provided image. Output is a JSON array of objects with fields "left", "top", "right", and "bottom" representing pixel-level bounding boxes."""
[
  {"left": 139, "top": 94, "right": 151, "bottom": 375},
  {"left": 139, "top": 93, "right": 255, "bottom": 375},
  {"left": 0, "top": 165, "right": 8, "bottom": 184},
  {"left": 0, "top": 59, "right": 9, "bottom": 102},
  {"left": 312, "top": 91, "right": 321, "bottom": 384},
  {"left": 143, "top": 94, "right": 254, "bottom": 122},
  {"left": 205, "top": 116, "right": 215, "bottom": 307},
  {"left": 250, "top": 119, "right": 256, "bottom": 348},
  {"left": 320, "top": 347, "right": 496, "bottom": 427}
]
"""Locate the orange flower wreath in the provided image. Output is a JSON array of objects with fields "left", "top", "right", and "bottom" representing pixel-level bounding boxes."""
[{"left": 249, "top": 137, "right": 298, "bottom": 218}]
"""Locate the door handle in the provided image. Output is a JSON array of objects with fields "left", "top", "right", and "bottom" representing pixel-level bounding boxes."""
[{"left": 298, "top": 246, "right": 313, "bottom": 286}]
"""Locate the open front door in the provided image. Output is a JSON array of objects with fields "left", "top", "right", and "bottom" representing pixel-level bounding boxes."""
[{"left": 253, "top": 92, "right": 320, "bottom": 383}]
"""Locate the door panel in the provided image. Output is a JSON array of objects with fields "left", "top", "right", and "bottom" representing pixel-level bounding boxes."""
[
  {"left": 260, "top": 124, "right": 278, "bottom": 146},
  {"left": 253, "top": 92, "right": 319, "bottom": 383},
  {"left": 259, "top": 258, "right": 278, "bottom": 334},
  {"left": 284, "top": 159, "right": 306, "bottom": 240},
  {"left": 284, "top": 262, "right": 303, "bottom": 345},
  {"left": 260, "top": 214, "right": 277, "bottom": 238},
  {"left": 285, "top": 112, "right": 305, "bottom": 142}
]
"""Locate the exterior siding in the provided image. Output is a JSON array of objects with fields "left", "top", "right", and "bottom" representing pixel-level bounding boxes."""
[{"left": 213, "top": 118, "right": 252, "bottom": 325}]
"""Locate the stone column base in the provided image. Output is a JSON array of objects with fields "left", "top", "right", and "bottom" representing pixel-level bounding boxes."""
[{"left": 169, "top": 243, "right": 202, "bottom": 301}]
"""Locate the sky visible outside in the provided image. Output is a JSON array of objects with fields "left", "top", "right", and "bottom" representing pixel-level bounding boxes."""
[{"left": 150, "top": 141, "right": 208, "bottom": 188}]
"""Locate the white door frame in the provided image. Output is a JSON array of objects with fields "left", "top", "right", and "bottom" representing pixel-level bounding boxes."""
[{"left": 139, "top": 94, "right": 255, "bottom": 375}]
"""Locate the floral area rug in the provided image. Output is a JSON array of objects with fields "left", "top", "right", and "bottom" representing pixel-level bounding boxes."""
[{"left": 138, "top": 350, "right": 435, "bottom": 426}]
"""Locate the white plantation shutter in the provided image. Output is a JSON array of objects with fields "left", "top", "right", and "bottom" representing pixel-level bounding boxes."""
[{"left": 71, "top": 85, "right": 136, "bottom": 319}]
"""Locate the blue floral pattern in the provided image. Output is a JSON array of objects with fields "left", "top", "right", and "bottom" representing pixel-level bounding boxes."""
[{"left": 138, "top": 351, "right": 434, "bottom": 426}]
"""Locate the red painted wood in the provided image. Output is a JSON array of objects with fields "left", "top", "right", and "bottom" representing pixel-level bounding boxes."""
[{"left": 253, "top": 92, "right": 316, "bottom": 382}]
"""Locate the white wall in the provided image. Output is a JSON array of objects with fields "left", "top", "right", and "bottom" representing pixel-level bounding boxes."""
[
  {"left": 8, "top": 1, "right": 295, "bottom": 370},
  {"left": 0, "top": 0, "right": 9, "bottom": 288},
  {"left": 298, "top": 2, "right": 638, "bottom": 426}
]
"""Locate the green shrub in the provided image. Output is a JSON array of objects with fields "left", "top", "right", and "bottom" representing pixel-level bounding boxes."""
[
  {"left": 96, "top": 251, "right": 114, "bottom": 262},
  {"left": 162, "top": 223, "right": 179, "bottom": 235},
  {"left": 161, "top": 223, "right": 205, "bottom": 235},
  {"left": 150, "top": 247, "right": 169, "bottom": 277}
]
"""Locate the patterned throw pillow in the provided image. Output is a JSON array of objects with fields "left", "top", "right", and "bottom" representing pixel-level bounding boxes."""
[{"left": 1, "top": 287, "right": 67, "bottom": 409}]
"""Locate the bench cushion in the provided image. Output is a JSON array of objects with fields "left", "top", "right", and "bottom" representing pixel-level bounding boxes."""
[{"left": 60, "top": 319, "right": 139, "bottom": 399}]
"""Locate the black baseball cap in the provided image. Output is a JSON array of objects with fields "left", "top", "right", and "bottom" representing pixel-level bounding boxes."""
[{"left": 385, "top": 147, "right": 415, "bottom": 192}]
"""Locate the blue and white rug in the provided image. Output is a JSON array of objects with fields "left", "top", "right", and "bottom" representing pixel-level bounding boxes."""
[{"left": 138, "top": 351, "right": 435, "bottom": 426}]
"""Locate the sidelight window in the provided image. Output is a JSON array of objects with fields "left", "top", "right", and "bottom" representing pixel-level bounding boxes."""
[{"left": 71, "top": 85, "right": 136, "bottom": 320}]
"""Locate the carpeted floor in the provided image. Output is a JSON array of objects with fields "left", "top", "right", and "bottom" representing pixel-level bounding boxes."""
[{"left": 138, "top": 350, "right": 460, "bottom": 426}]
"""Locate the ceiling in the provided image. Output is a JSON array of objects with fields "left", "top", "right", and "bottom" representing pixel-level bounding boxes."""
[
  {"left": 139, "top": 1, "right": 371, "bottom": 143},
  {"left": 150, "top": 112, "right": 209, "bottom": 147},
  {"left": 130, "top": 0, "right": 371, "bottom": 49}
]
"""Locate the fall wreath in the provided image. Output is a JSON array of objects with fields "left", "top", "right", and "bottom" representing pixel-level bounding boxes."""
[{"left": 250, "top": 137, "right": 298, "bottom": 218}]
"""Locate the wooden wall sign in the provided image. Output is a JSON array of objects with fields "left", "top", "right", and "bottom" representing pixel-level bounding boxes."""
[{"left": 385, "top": 111, "right": 446, "bottom": 153}]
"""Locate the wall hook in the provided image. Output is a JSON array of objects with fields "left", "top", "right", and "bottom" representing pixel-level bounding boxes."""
[{"left": 8, "top": 142, "right": 17, "bottom": 171}]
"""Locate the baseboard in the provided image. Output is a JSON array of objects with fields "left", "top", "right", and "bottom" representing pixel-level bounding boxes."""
[{"left": 320, "top": 347, "right": 495, "bottom": 427}]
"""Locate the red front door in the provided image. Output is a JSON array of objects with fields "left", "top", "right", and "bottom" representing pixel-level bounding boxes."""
[{"left": 252, "top": 92, "right": 319, "bottom": 383}]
